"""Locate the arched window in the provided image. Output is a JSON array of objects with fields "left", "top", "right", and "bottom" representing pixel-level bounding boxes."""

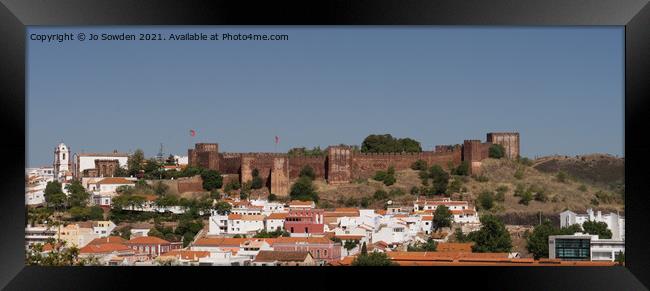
[{"left": 62, "top": 153, "right": 66, "bottom": 160}]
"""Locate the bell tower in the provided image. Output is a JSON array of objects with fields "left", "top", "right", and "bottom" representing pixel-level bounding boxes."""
[{"left": 54, "top": 142, "right": 71, "bottom": 181}]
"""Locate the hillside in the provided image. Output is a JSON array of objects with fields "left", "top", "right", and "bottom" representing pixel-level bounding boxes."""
[{"left": 315, "top": 156, "right": 625, "bottom": 218}]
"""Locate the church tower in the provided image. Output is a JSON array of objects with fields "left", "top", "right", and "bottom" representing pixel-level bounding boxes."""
[{"left": 54, "top": 142, "right": 71, "bottom": 181}]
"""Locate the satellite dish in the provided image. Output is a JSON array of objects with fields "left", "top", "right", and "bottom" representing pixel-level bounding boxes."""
[{"left": 387, "top": 200, "right": 393, "bottom": 205}]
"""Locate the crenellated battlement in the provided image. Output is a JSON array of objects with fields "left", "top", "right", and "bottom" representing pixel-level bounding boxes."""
[{"left": 188, "top": 132, "right": 519, "bottom": 185}]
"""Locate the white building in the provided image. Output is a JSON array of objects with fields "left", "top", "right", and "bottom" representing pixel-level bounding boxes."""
[
  {"left": 92, "top": 221, "right": 116, "bottom": 237},
  {"left": 208, "top": 212, "right": 265, "bottom": 235},
  {"left": 549, "top": 233, "right": 625, "bottom": 262},
  {"left": 54, "top": 143, "right": 72, "bottom": 181},
  {"left": 197, "top": 251, "right": 251, "bottom": 266},
  {"left": 265, "top": 212, "right": 287, "bottom": 232},
  {"left": 74, "top": 152, "right": 129, "bottom": 178},
  {"left": 25, "top": 226, "right": 57, "bottom": 246},
  {"left": 250, "top": 199, "right": 287, "bottom": 216},
  {"left": 560, "top": 209, "right": 625, "bottom": 241}
]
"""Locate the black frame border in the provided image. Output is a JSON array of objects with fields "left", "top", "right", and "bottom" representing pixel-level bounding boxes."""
[{"left": 1, "top": 0, "right": 649, "bottom": 290}]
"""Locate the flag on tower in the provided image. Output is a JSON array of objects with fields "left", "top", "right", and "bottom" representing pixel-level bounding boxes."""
[
  {"left": 275, "top": 136, "right": 280, "bottom": 144},
  {"left": 190, "top": 129, "right": 196, "bottom": 137}
]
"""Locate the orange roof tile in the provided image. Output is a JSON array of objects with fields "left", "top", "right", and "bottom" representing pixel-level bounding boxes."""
[
  {"left": 273, "top": 237, "right": 333, "bottom": 245},
  {"left": 127, "top": 236, "right": 170, "bottom": 245},
  {"left": 96, "top": 177, "right": 135, "bottom": 185},
  {"left": 79, "top": 243, "right": 132, "bottom": 254},
  {"left": 228, "top": 213, "right": 243, "bottom": 220},
  {"left": 267, "top": 213, "right": 289, "bottom": 220}
]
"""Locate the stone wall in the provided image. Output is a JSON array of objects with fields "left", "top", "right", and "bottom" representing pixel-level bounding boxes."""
[
  {"left": 288, "top": 156, "right": 327, "bottom": 179},
  {"left": 487, "top": 132, "right": 520, "bottom": 159},
  {"left": 95, "top": 159, "right": 120, "bottom": 177},
  {"left": 177, "top": 176, "right": 204, "bottom": 193},
  {"left": 350, "top": 149, "right": 462, "bottom": 179}
]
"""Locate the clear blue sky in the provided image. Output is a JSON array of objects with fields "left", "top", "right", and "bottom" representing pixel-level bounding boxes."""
[{"left": 27, "top": 26, "right": 624, "bottom": 167}]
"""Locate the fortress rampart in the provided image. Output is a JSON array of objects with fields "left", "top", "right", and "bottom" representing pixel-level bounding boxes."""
[{"left": 187, "top": 132, "right": 518, "bottom": 195}]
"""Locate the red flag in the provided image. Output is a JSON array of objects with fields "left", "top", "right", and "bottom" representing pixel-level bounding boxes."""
[
  {"left": 275, "top": 136, "right": 279, "bottom": 144},
  {"left": 190, "top": 129, "right": 196, "bottom": 137}
]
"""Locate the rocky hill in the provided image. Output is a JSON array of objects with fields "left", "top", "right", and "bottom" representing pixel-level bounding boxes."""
[{"left": 316, "top": 155, "right": 625, "bottom": 220}]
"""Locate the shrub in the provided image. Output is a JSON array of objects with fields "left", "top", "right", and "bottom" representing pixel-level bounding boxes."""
[
  {"left": 452, "top": 161, "right": 470, "bottom": 176},
  {"left": 578, "top": 184, "right": 588, "bottom": 192},
  {"left": 299, "top": 165, "right": 316, "bottom": 180},
  {"left": 519, "top": 191, "right": 533, "bottom": 205},
  {"left": 373, "top": 190, "right": 389, "bottom": 200},
  {"left": 556, "top": 171, "right": 568, "bottom": 183},
  {"left": 474, "top": 175, "right": 489, "bottom": 182},
  {"left": 360, "top": 197, "right": 372, "bottom": 208},
  {"left": 478, "top": 191, "right": 495, "bottom": 210},
  {"left": 411, "top": 160, "right": 428, "bottom": 171},
  {"left": 488, "top": 144, "right": 505, "bottom": 159},
  {"left": 514, "top": 168, "right": 524, "bottom": 180}
]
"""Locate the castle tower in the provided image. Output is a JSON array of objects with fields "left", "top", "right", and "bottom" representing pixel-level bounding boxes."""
[
  {"left": 486, "top": 132, "right": 520, "bottom": 159},
  {"left": 327, "top": 146, "right": 351, "bottom": 184},
  {"left": 270, "top": 157, "right": 289, "bottom": 196},
  {"left": 54, "top": 142, "right": 71, "bottom": 181}
]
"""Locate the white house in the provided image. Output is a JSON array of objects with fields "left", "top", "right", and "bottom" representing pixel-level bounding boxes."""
[
  {"left": 265, "top": 212, "right": 287, "bottom": 232},
  {"left": 208, "top": 212, "right": 265, "bottom": 235},
  {"left": 560, "top": 209, "right": 625, "bottom": 241},
  {"left": 250, "top": 199, "right": 287, "bottom": 216},
  {"left": 92, "top": 221, "right": 116, "bottom": 237},
  {"left": 371, "top": 221, "right": 409, "bottom": 245},
  {"left": 93, "top": 177, "right": 136, "bottom": 195}
]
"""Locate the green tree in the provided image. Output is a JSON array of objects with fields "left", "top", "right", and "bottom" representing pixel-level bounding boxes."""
[
  {"left": 351, "top": 252, "right": 397, "bottom": 266},
  {"left": 478, "top": 191, "right": 495, "bottom": 210},
  {"left": 289, "top": 176, "right": 319, "bottom": 202},
  {"left": 201, "top": 170, "right": 223, "bottom": 191},
  {"left": 582, "top": 220, "right": 612, "bottom": 239},
  {"left": 526, "top": 220, "right": 556, "bottom": 259},
  {"left": 299, "top": 165, "right": 316, "bottom": 180},
  {"left": 488, "top": 144, "right": 505, "bottom": 159},
  {"left": 452, "top": 161, "right": 470, "bottom": 176},
  {"left": 454, "top": 228, "right": 469, "bottom": 242},
  {"left": 428, "top": 165, "right": 450, "bottom": 195},
  {"left": 360, "top": 242, "right": 368, "bottom": 255},
  {"left": 214, "top": 201, "right": 232, "bottom": 215},
  {"left": 433, "top": 205, "right": 453, "bottom": 230},
  {"left": 615, "top": 251, "right": 625, "bottom": 265},
  {"left": 361, "top": 134, "right": 422, "bottom": 153},
  {"left": 411, "top": 160, "right": 428, "bottom": 171},
  {"left": 467, "top": 215, "right": 512, "bottom": 253},
  {"left": 66, "top": 180, "right": 91, "bottom": 207},
  {"left": 268, "top": 193, "right": 277, "bottom": 201},
  {"left": 373, "top": 190, "right": 389, "bottom": 200},
  {"left": 519, "top": 190, "right": 533, "bottom": 205},
  {"left": 44, "top": 181, "right": 67, "bottom": 210},
  {"left": 165, "top": 154, "right": 176, "bottom": 166},
  {"left": 344, "top": 240, "right": 360, "bottom": 251},
  {"left": 127, "top": 149, "right": 145, "bottom": 176}
]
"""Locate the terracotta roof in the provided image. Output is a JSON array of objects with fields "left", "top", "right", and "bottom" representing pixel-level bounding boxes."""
[
  {"left": 375, "top": 210, "right": 387, "bottom": 215},
  {"left": 266, "top": 213, "right": 289, "bottom": 220},
  {"left": 273, "top": 237, "right": 333, "bottom": 245},
  {"left": 159, "top": 250, "right": 209, "bottom": 261},
  {"left": 136, "top": 194, "right": 157, "bottom": 202},
  {"left": 96, "top": 177, "right": 135, "bottom": 185},
  {"left": 288, "top": 200, "right": 314, "bottom": 206},
  {"left": 127, "top": 236, "right": 171, "bottom": 245},
  {"left": 421, "top": 215, "right": 434, "bottom": 221},
  {"left": 241, "top": 215, "right": 264, "bottom": 221},
  {"left": 253, "top": 251, "right": 311, "bottom": 263},
  {"left": 87, "top": 236, "right": 127, "bottom": 245},
  {"left": 437, "top": 243, "right": 474, "bottom": 252},
  {"left": 228, "top": 214, "right": 243, "bottom": 220},
  {"left": 388, "top": 251, "right": 508, "bottom": 262},
  {"left": 79, "top": 243, "right": 132, "bottom": 254}
]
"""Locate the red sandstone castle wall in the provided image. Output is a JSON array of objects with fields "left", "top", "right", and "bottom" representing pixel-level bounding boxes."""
[
  {"left": 240, "top": 153, "right": 284, "bottom": 184},
  {"left": 219, "top": 154, "right": 242, "bottom": 174},
  {"left": 350, "top": 150, "right": 461, "bottom": 179},
  {"left": 177, "top": 176, "right": 204, "bottom": 193},
  {"left": 288, "top": 156, "right": 327, "bottom": 179}
]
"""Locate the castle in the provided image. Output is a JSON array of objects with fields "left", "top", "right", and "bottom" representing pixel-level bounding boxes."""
[{"left": 188, "top": 132, "right": 520, "bottom": 196}]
